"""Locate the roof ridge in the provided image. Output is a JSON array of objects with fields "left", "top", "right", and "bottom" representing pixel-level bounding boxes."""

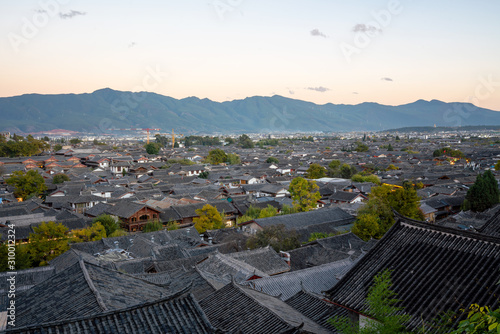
[{"left": 78, "top": 260, "right": 108, "bottom": 311}]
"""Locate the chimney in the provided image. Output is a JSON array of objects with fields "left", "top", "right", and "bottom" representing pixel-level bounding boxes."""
[{"left": 279, "top": 251, "right": 291, "bottom": 266}]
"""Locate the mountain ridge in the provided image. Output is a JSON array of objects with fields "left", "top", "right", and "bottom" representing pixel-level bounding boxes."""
[{"left": 0, "top": 89, "right": 499, "bottom": 134}]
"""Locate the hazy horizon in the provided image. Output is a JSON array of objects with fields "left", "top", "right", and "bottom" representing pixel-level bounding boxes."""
[{"left": 2, "top": 1, "right": 499, "bottom": 111}]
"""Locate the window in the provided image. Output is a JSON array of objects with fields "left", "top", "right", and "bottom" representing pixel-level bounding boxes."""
[{"left": 139, "top": 214, "right": 149, "bottom": 221}]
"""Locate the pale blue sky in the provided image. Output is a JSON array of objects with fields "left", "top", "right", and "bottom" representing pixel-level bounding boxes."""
[{"left": 1, "top": 0, "right": 499, "bottom": 110}]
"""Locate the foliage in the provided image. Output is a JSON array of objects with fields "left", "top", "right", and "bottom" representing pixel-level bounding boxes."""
[
  {"left": 71, "top": 222, "right": 107, "bottom": 243},
  {"left": 225, "top": 137, "right": 235, "bottom": 145},
  {"left": 246, "top": 224, "right": 300, "bottom": 252},
  {"left": 0, "top": 243, "right": 32, "bottom": 271},
  {"left": 266, "top": 157, "right": 280, "bottom": 164},
  {"left": 226, "top": 153, "right": 241, "bottom": 165},
  {"left": 184, "top": 135, "right": 221, "bottom": 147},
  {"left": 238, "top": 134, "right": 254, "bottom": 148},
  {"left": 6, "top": 170, "right": 48, "bottom": 200},
  {"left": 307, "top": 232, "right": 339, "bottom": 242},
  {"left": 387, "top": 164, "right": 398, "bottom": 170},
  {"left": 0, "top": 134, "right": 49, "bottom": 157},
  {"left": 387, "top": 143, "right": 394, "bottom": 151},
  {"left": 142, "top": 220, "right": 163, "bottom": 233},
  {"left": 329, "top": 269, "right": 411, "bottom": 334},
  {"left": 353, "top": 184, "right": 423, "bottom": 240},
  {"left": 52, "top": 173, "right": 70, "bottom": 184},
  {"left": 280, "top": 204, "right": 299, "bottom": 215},
  {"left": 258, "top": 205, "right": 278, "bottom": 218},
  {"left": 166, "top": 220, "right": 179, "bottom": 231},
  {"left": 160, "top": 159, "right": 195, "bottom": 169},
  {"left": 69, "top": 138, "right": 81, "bottom": 145},
  {"left": 289, "top": 177, "right": 321, "bottom": 212},
  {"left": 496, "top": 160, "right": 500, "bottom": 171},
  {"left": 352, "top": 213, "right": 380, "bottom": 241},
  {"left": 451, "top": 304, "right": 500, "bottom": 333},
  {"left": 108, "top": 229, "right": 128, "bottom": 237},
  {"left": 351, "top": 173, "right": 381, "bottom": 184},
  {"left": 236, "top": 205, "right": 262, "bottom": 224},
  {"left": 306, "top": 163, "right": 326, "bottom": 179},
  {"left": 53, "top": 144, "right": 63, "bottom": 152},
  {"left": 465, "top": 170, "right": 500, "bottom": 212},
  {"left": 27, "top": 221, "right": 70, "bottom": 267},
  {"left": 206, "top": 148, "right": 228, "bottom": 165},
  {"left": 198, "top": 171, "right": 210, "bottom": 179},
  {"left": 193, "top": 204, "right": 224, "bottom": 233},
  {"left": 340, "top": 163, "right": 358, "bottom": 179},
  {"left": 433, "top": 147, "right": 465, "bottom": 158},
  {"left": 355, "top": 142, "right": 369, "bottom": 152},
  {"left": 257, "top": 138, "right": 280, "bottom": 146},
  {"left": 144, "top": 143, "right": 161, "bottom": 155},
  {"left": 93, "top": 214, "right": 120, "bottom": 236}
]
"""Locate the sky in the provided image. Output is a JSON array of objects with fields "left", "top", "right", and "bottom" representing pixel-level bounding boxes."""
[{"left": 1, "top": 0, "right": 500, "bottom": 111}]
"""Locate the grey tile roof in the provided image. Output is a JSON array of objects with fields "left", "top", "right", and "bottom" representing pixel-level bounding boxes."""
[
  {"left": 6, "top": 291, "right": 218, "bottom": 334},
  {"left": 244, "top": 258, "right": 357, "bottom": 301},
  {"left": 248, "top": 207, "right": 355, "bottom": 231},
  {"left": 228, "top": 246, "right": 290, "bottom": 276},
  {"left": 285, "top": 290, "right": 347, "bottom": 333},
  {"left": 12, "top": 260, "right": 170, "bottom": 328},
  {"left": 326, "top": 215, "right": 500, "bottom": 331},
  {"left": 200, "top": 282, "right": 331, "bottom": 334},
  {"left": 196, "top": 251, "right": 269, "bottom": 284}
]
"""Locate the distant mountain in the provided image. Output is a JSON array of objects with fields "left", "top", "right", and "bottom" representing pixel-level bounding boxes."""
[{"left": 1, "top": 88, "right": 499, "bottom": 134}]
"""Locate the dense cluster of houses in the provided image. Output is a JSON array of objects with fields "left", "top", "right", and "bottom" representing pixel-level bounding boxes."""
[{"left": 1, "top": 135, "right": 500, "bottom": 332}]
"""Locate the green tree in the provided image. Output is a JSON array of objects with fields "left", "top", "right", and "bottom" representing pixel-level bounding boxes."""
[
  {"left": 93, "top": 214, "right": 120, "bottom": 236},
  {"left": 258, "top": 205, "right": 278, "bottom": 218},
  {"left": 289, "top": 177, "right": 321, "bottom": 212},
  {"left": 198, "top": 171, "right": 210, "bottom": 179},
  {"left": 354, "top": 184, "right": 423, "bottom": 240},
  {"left": 340, "top": 163, "right": 357, "bottom": 179},
  {"left": 225, "top": 137, "right": 235, "bottom": 145},
  {"left": 351, "top": 174, "right": 381, "bottom": 184},
  {"left": 238, "top": 134, "right": 254, "bottom": 148},
  {"left": 193, "top": 204, "right": 224, "bottom": 233},
  {"left": 351, "top": 213, "right": 380, "bottom": 241},
  {"left": 387, "top": 143, "right": 394, "bottom": 151},
  {"left": 166, "top": 220, "right": 179, "bottom": 231},
  {"left": 0, "top": 243, "right": 32, "bottom": 271},
  {"left": 226, "top": 153, "right": 241, "bottom": 165},
  {"left": 109, "top": 229, "right": 128, "bottom": 237},
  {"left": 465, "top": 170, "right": 500, "bottom": 212},
  {"left": 52, "top": 173, "right": 70, "bottom": 184},
  {"left": 306, "top": 163, "right": 326, "bottom": 179},
  {"left": 69, "top": 138, "right": 81, "bottom": 145},
  {"left": 27, "top": 221, "right": 70, "bottom": 267},
  {"left": 246, "top": 224, "right": 300, "bottom": 252},
  {"left": 6, "top": 170, "right": 48, "bottom": 200},
  {"left": 144, "top": 143, "right": 161, "bottom": 155},
  {"left": 143, "top": 220, "right": 163, "bottom": 233},
  {"left": 206, "top": 148, "right": 227, "bottom": 165},
  {"left": 71, "top": 222, "right": 107, "bottom": 243},
  {"left": 355, "top": 142, "right": 369, "bottom": 152},
  {"left": 495, "top": 160, "right": 500, "bottom": 171},
  {"left": 329, "top": 269, "right": 411, "bottom": 334},
  {"left": 266, "top": 157, "right": 279, "bottom": 164},
  {"left": 54, "top": 144, "right": 63, "bottom": 152}
]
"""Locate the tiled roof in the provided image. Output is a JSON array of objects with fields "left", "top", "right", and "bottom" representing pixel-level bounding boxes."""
[
  {"left": 228, "top": 246, "right": 290, "bottom": 276},
  {"left": 12, "top": 260, "right": 169, "bottom": 327},
  {"left": 326, "top": 215, "right": 500, "bottom": 331},
  {"left": 6, "top": 291, "right": 218, "bottom": 334},
  {"left": 285, "top": 290, "right": 347, "bottom": 333},
  {"left": 245, "top": 259, "right": 356, "bottom": 301},
  {"left": 200, "top": 282, "right": 330, "bottom": 334}
]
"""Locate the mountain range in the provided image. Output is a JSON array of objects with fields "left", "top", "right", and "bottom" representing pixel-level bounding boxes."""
[{"left": 1, "top": 88, "right": 499, "bottom": 134}]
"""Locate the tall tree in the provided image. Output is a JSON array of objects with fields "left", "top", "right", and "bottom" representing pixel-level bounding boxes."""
[
  {"left": 288, "top": 177, "right": 321, "bottom": 212},
  {"left": 238, "top": 134, "right": 254, "bottom": 148},
  {"left": 27, "top": 221, "right": 70, "bottom": 267},
  {"left": 206, "top": 149, "right": 227, "bottom": 165},
  {"left": 93, "top": 214, "right": 120, "bottom": 236},
  {"left": 465, "top": 170, "right": 500, "bottom": 212},
  {"left": 306, "top": 163, "right": 326, "bottom": 179},
  {"left": 193, "top": 204, "right": 224, "bottom": 233},
  {"left": 6, "top": 170, "right": 47, "bottom": 200}
]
